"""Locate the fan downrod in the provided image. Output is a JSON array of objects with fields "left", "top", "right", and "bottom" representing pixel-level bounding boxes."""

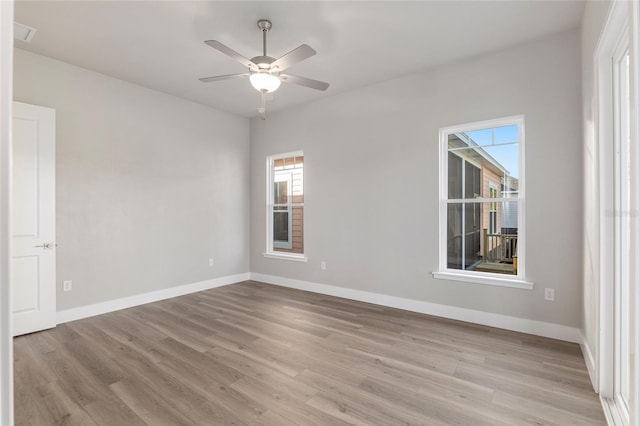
[{"left": 255, "top": 19, "right": 273, "bottom": 63}]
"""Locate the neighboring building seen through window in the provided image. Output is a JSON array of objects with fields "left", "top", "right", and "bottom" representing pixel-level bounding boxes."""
[
  {"left": 267, "top": 152, "right": 304, "bottom": 256},
  {"left": 441, "top": 117, "right": 523, "bottom": 278},
  {"left": 489, "top": 184, "right": 498, "bottom": 234}
]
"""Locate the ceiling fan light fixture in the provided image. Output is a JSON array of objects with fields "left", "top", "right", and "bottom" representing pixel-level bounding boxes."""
[
  {"left": 249, "top": 72, "right": 281, "bottom": 93},
  {"left": 200, "top": 18, "right": 329, "bottom": 119}
]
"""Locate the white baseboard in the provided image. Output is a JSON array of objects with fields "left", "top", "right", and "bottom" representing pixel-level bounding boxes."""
[
  {"left": 249, "top": 273, "right": 582, "bottom": 343},
  {"left": 581, "top": 334, "right": 599, "bottom": 392},
  {"left": 56, "top": 271, "right": 583, "bottom": 344},
  {"left": 601, "top": 396, "right": 625, "bottom": 426},
  {"left": 56, "top": 273, "right": 250, "bottom": 324}
]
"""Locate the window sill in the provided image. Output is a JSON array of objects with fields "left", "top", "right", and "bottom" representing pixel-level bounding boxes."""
[
  {"left": 432, "top": 271, "right": 533, "bottom": 289},
  {"left": 263, "top": 252, "right": 308, "bottom": 262}
]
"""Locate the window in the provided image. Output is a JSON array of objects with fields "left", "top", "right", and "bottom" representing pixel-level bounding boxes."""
[
  {"left": 273, "top": 174, "right": 292, "bottom": 249},
  {"left": 265, "top": 151, "right": 306, "bottom": 261},
  {"left": 434, "top": 116, "right": 531, "bottom": 289}
]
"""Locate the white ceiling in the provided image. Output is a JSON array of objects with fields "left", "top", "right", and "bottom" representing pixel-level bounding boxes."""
[{"left": 15, "top": 1, "right": 585, "bottom": 118}]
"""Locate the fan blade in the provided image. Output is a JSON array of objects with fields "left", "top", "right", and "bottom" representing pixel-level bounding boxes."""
[
  {"left": 199, "top": 73, "right": 249, "bottom": 83},
  {"left": 280, "top": 74, "right": 329, "bottom": 91},
  {"left": 270, "top": 44, "right": 316, "bottom": 71},
  {"left": 204, "top": 40, "right": 256, "bottom": 70}
]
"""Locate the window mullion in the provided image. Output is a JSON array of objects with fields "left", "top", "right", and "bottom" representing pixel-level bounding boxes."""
[{"left": 446, "top": 197, "right": 518, "bottom": 203}]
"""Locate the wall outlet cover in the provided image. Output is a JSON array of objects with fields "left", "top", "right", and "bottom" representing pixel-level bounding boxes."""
[{"left": 544, "top": 288, "right": 555, "bottom": 301}]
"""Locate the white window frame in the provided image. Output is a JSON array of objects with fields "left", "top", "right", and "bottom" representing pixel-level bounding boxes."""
[
  {"left": 264, "top": 150, "right": 307, "bottom": 262},
  {"left": 433, "top": 115, "right": 533, "bottom": 289}
]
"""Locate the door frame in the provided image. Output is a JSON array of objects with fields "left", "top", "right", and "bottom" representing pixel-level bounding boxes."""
[
  {"left": 630, "top": 2, "right": 640, "bottom": 424},
  {"left": 595, "top": 1, "right": 640, "bottom": 424},
  {"left": 0, "top": 1, "right": 13, "bottom": 424}
]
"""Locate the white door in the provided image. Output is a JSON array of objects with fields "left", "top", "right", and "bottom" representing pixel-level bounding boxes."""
[{"left": 11, "top": 101, "right": 56, "bottom": 336}]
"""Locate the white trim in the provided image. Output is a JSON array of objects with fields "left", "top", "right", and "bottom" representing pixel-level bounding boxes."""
[
  {"left": 612, "top": 25, "right": 632, "bottom": 426},
  {"left": 446, "top": 197, "right": 518, "bottom": 204},
  {"left": 267, "top": 150, "right": 304, "bottom": 162},
  {"left": 581, "top": 333, "right": 599, "bottom": 392},
  {"left": 250, "top": 273, "right": 580, "bottom": 343},
  {"left": 56, "top": 273, "right": 249, "bottom": 324},
  {"left": 628, "top": 3, "right": 640, "bottom": 425},
  {"left": 440, "top": 115, "right": 525, "bottom": 133},
  {"left": 0, "top": 2, "right": 13, "bottom": 424},
  {"left": 262, "top": 252, "right": 308, "bottom": 262},
  {"left": 595, "top": 3, "right": 632, "bottom": 418},
  {"left": 432, "top": 271, "right": 533, "bottom": 289},
  {"left": 602, "top": 397, "right": 625, "bottom": 426}
]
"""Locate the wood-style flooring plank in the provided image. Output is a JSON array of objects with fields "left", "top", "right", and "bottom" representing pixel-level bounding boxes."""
[{"left": 15, "top": 280, "right": 606, "bottom": 425}]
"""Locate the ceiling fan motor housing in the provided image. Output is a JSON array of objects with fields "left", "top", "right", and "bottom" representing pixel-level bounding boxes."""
[
  {"left": 250, "top": 56, "right": 276, "bottom": 70},
  {"left": 257, "top": 19, "right": 272, "bottom": 31}
]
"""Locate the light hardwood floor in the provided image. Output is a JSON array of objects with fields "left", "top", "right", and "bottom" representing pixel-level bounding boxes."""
[{"left": 14, "top": 281, "right": 605, "bottom": 425}]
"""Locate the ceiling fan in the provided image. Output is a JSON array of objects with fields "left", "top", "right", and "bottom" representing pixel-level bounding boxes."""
[{"left": 199, "top": 19, "right": 329, "bottom": 119}]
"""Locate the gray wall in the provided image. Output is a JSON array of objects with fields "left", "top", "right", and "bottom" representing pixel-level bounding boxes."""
[
  {"left": 14, "top": 49, "right": 250, "bottom": 311},
  {"left": 250, "top": 29, "right": 583, "bottom": 327}
]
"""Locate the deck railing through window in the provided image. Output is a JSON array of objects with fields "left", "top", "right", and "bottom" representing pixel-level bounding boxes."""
[{"left": 483, "top": 229, "right": 518, "bottom": 263}]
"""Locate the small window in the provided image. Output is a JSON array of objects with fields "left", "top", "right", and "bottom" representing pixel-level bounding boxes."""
[
  {"left": 265, "top": 151, "right": 305, "bottom": 261},
  {"left": 435, "top": 116, "right": 530, "bottom": 288}
]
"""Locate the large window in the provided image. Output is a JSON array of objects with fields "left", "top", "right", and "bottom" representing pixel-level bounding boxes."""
[
  {"left": 265, "top": 151, "right": 305, "bottom": 261},
  {"left": 434, "top": 116, "right": 530, "bottom": 288}
]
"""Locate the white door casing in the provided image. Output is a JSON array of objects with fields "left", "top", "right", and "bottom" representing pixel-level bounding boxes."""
[
  {"left": 612, "top": 28, "right": 631, "bottom": 422},
  {"left": 596, "top": 2, "right": 636, "bottom": 425},
  {"left": 11, "top": 101, "right": 56, "bottom": 336},
  {"left": 0, "top": 3, "right": 14, "bottom": 423}
]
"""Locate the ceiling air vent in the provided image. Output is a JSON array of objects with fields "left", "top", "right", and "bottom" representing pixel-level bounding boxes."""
[{"left": 14, "top": 22, "right": 37, "bottom": 43}]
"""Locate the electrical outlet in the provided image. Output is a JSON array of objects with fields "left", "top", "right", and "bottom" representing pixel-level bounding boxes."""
[
  {"left": 320, "top": 261, "right": 327, "bottom": 270},
  {"left": 544, "top": 288, "right": 555, "bottom": 301},
  {"left": 63, "top": 280, "right": 72, "bottom": 292},
  {"left": 209, "top": 258, "right": 214, "bottom": 267}
]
